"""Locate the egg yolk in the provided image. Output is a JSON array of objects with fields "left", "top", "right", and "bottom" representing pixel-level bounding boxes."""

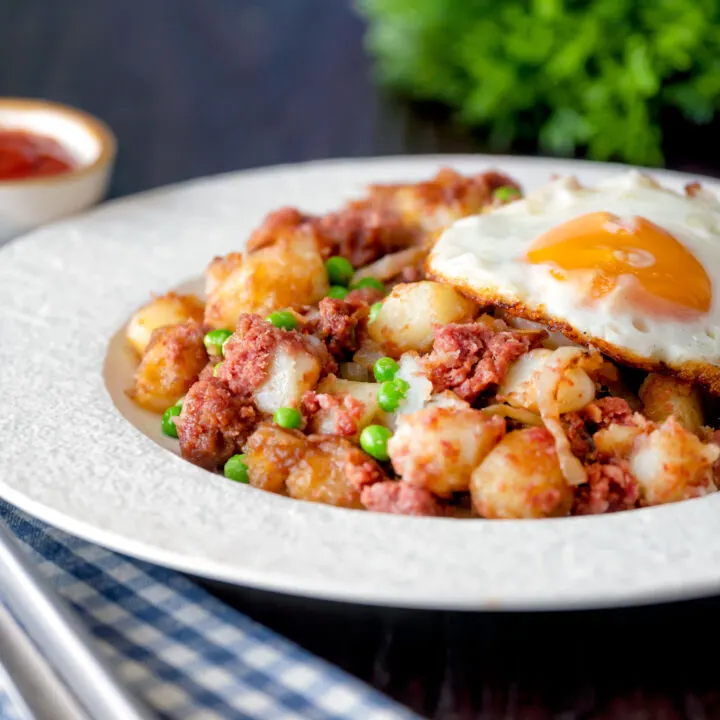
[{"left": 525, "top": 212, "right": 711, "bottom": 318}]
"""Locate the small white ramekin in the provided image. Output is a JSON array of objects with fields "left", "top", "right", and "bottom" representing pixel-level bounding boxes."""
[{"left": 0, "top": 97, "right": 117, "bottom": 242}]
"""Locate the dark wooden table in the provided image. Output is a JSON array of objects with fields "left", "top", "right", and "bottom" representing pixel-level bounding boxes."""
[{"left": 3, "top": 1, "right": 720, "bottom": 718}]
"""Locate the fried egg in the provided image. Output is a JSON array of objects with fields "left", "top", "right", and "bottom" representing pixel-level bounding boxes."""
[{"left": 428, "top": 171, "right": 720, "bottom": 391}]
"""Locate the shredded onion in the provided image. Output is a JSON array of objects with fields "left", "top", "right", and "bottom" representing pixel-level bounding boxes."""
[
  {"left": 482, "top": 404, "right": 543, "bottom": 426},
  {"left": 339, "top": 362, "right": 369, "bottom": 382},
  {"left": 476, "top": 313, "right": 510, "bottom": 332},
  {"left": 353, "top": 247, "right": 428, "bottom": 282},
  {"left": 535, "top": 347, "right": 589, "bottom": 486}
]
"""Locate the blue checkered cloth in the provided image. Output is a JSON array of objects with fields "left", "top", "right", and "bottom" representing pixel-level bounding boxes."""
[{"left": 0, "top": 502, "right": 420, "bottom": 720}]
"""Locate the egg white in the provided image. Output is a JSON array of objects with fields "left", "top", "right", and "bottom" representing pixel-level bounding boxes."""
[{"left": 428, "top": 171, "right": 720, "bottom": 371}]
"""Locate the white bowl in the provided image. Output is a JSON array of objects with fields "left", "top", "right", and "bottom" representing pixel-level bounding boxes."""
[
  {"left": 4, "top": 156, "right": 720, "bottom": 610},
  {"left": 0, "top": 98, "right": 116, "bottom": 243}
]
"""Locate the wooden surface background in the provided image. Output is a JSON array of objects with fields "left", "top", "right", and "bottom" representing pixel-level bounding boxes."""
[{"left": 3, "top": 1, "right": 720, "bottom": 718}]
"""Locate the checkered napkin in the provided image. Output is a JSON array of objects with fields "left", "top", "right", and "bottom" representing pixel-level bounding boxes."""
[{"left": 0, "top": 502, "right": 420, "bottom": 720}]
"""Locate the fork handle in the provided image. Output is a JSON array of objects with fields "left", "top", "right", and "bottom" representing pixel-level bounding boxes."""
[{"left": 0, "top": 519, "right": 155, "bottom": 720}]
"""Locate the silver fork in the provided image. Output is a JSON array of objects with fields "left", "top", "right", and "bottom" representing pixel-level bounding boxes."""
[
  {"left": 0, "top": 517, "right": 155, "bottom": 720},
  {"left": 0, "top": 601, "right": 90, "bottom": 720}
]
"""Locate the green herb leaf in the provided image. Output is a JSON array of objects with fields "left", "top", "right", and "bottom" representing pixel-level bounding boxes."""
[{"left": 358, "top": 0, "right": 720, "bottom": 166}]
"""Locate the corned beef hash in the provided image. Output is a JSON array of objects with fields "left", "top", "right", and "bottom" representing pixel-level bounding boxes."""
[{"left": 124, "top": 168, "right": 720, "bottom": 519}]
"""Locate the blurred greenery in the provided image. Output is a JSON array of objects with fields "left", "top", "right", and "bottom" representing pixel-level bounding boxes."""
[{"left": 357, "top": 0, "right": 720, "bottom": 165}]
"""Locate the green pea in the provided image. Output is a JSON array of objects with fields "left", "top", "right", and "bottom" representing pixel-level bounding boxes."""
[
  {"left": 327, "top": 285, "right": 349, "bottom": 300},
  {"left": 360, "top": 425, "right": 392, "bottom": 462},
  {"left": 368, "top": 302, "right": 383, "bottom": 323},
  {"left": 394, "top": 378, "right": 410, "bottom": 393},
  {"left": 373, "top": 356, "right": 399, "bottom": 383},
  {"left": 224, "top": 454, "right": 249, "bottom": 483},
  {"left": 266, "top": 310, "right": 298, "bottom": 331},
  {"left": 213, "top": 362, "right": 223, "bottom": 377},
  {"left": 203, "top": 328, "right": 233, "bottom": 356},
  {"left": 351, "top": 277, "right": 385, "bottom": 294},
  {"left": 493, "top": 186, "right": 521, "bottom": 202},
  {"left": 377, "top": 379, "right": 409, "bottom": 412},
  {"left": 161, "top": 404, "right": 182, "bottom": 438},
  {"left": 325, "top": 256, "right": 355, "bottom": 286},
  {"left": 273, "top": 407, "right": 302, "bottom": 429}
]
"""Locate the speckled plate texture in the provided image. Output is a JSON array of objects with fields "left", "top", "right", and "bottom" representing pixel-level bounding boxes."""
[{"left": 2, "top": 155, "right": 720, "bottom": 611}]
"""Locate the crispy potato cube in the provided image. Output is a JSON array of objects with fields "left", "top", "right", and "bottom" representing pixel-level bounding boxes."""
[
  {"left": 285, "top": 437, "right": 365, "bottom": 508},
  {"left": 629, "top": 417, "right": 719, "bottom": 505},
  {"left": 317, "top": 376, "right": 379, "bottom": 405},
  {"left": 310, "top": 377, "right": 380, "bottom": 437},
  {"left": 368, "top": 281, "right": 477, "bottom": 354},
  {"left": 389, "top": 407, "right": 505, "bottom": 496},
  {"left": 126, "top": 292, "right": 204, "bottom": 356},
  {"left": 205, "top": 252, "right": 243, "bottom": 297},
  {"left": 593, "top": 423, "right": 644, "bottom": 459},
  {"left": 128, "top": 322, "right": 208, "bottom": 412},
  {"left": 470, "top": 427, "right": 573, "bottom": 519},
  {"left": 243, "top": 423, "right": 307, "bottom": 494},
  {"left": 371, "top": 168, "right": 518, "bottom": 234},
  {"left": 204, "top": 236, "right": 329, "bottom": 329},
  {"left": 639, "top": 373, "right": 704, "bottom": 433}
]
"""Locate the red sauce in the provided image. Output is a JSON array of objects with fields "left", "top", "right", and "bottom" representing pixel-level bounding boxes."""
[{"left": 0, "top": 129, "right": 77, "bottom": 180}]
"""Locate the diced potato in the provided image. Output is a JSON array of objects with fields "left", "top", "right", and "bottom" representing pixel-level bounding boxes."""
[
  {"left": 205, "top": 252, "right": 243, "bottom": 297},
  {"left": 470, "top": 427, "right": 573, "bottom": 519},
  {"left": 253, "top": 343, "right": 322, "bottom": 414},
  {"left": 310, "top": 376, "right": 380, "bottom": 437},
  {"left": 128, "top": 322, "right": 208, "bottom": 412},
  {"left": 425, "top": 390, "right": 470, "bottom": 411},
  {"left": 126, "top": 292, "right": 204, "bottom": 356},
  {"left": 317, "top": 376, "right": 379, "bottom": 404},
  {"left": 498, "top": 348, "right": 596, "bottom": 415},
  {"left": 205, "top": 236, "right": 329, "bottom": 329},
  {"left": 629, "top": 417, "right": 719, "bottom": 505},
  {"left": 385, "top": 167, "right": 507, "bottom": 233},
  {"left": 389, "top": 407, "right": 505, "bottom": 496},
  {"left": 593, "top": 423, "right": 644, "bottom": 459},
  {"left": 639, "top": 373, "right": 704, "bottom": 433},
  {"left": 285, "top": 437, "right": 364, "bottom": 508},
  {"left": 368, "top": 281, "right": 477, "bottom": 354},
  {"left": 246, "top": 206, "right": 310, "bottom": 253},
  {"left": 243, "top": 424, "right": 307, "bottom": 494}
]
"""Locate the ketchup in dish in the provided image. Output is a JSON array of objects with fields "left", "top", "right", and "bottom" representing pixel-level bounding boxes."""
[{"left": 0, "top": 129, "right": 77, "bottom": 180}]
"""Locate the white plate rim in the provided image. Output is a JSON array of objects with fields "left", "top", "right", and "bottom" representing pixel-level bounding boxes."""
[{"left": 2, "top": 153, "right": 720, "bottom": 611}]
